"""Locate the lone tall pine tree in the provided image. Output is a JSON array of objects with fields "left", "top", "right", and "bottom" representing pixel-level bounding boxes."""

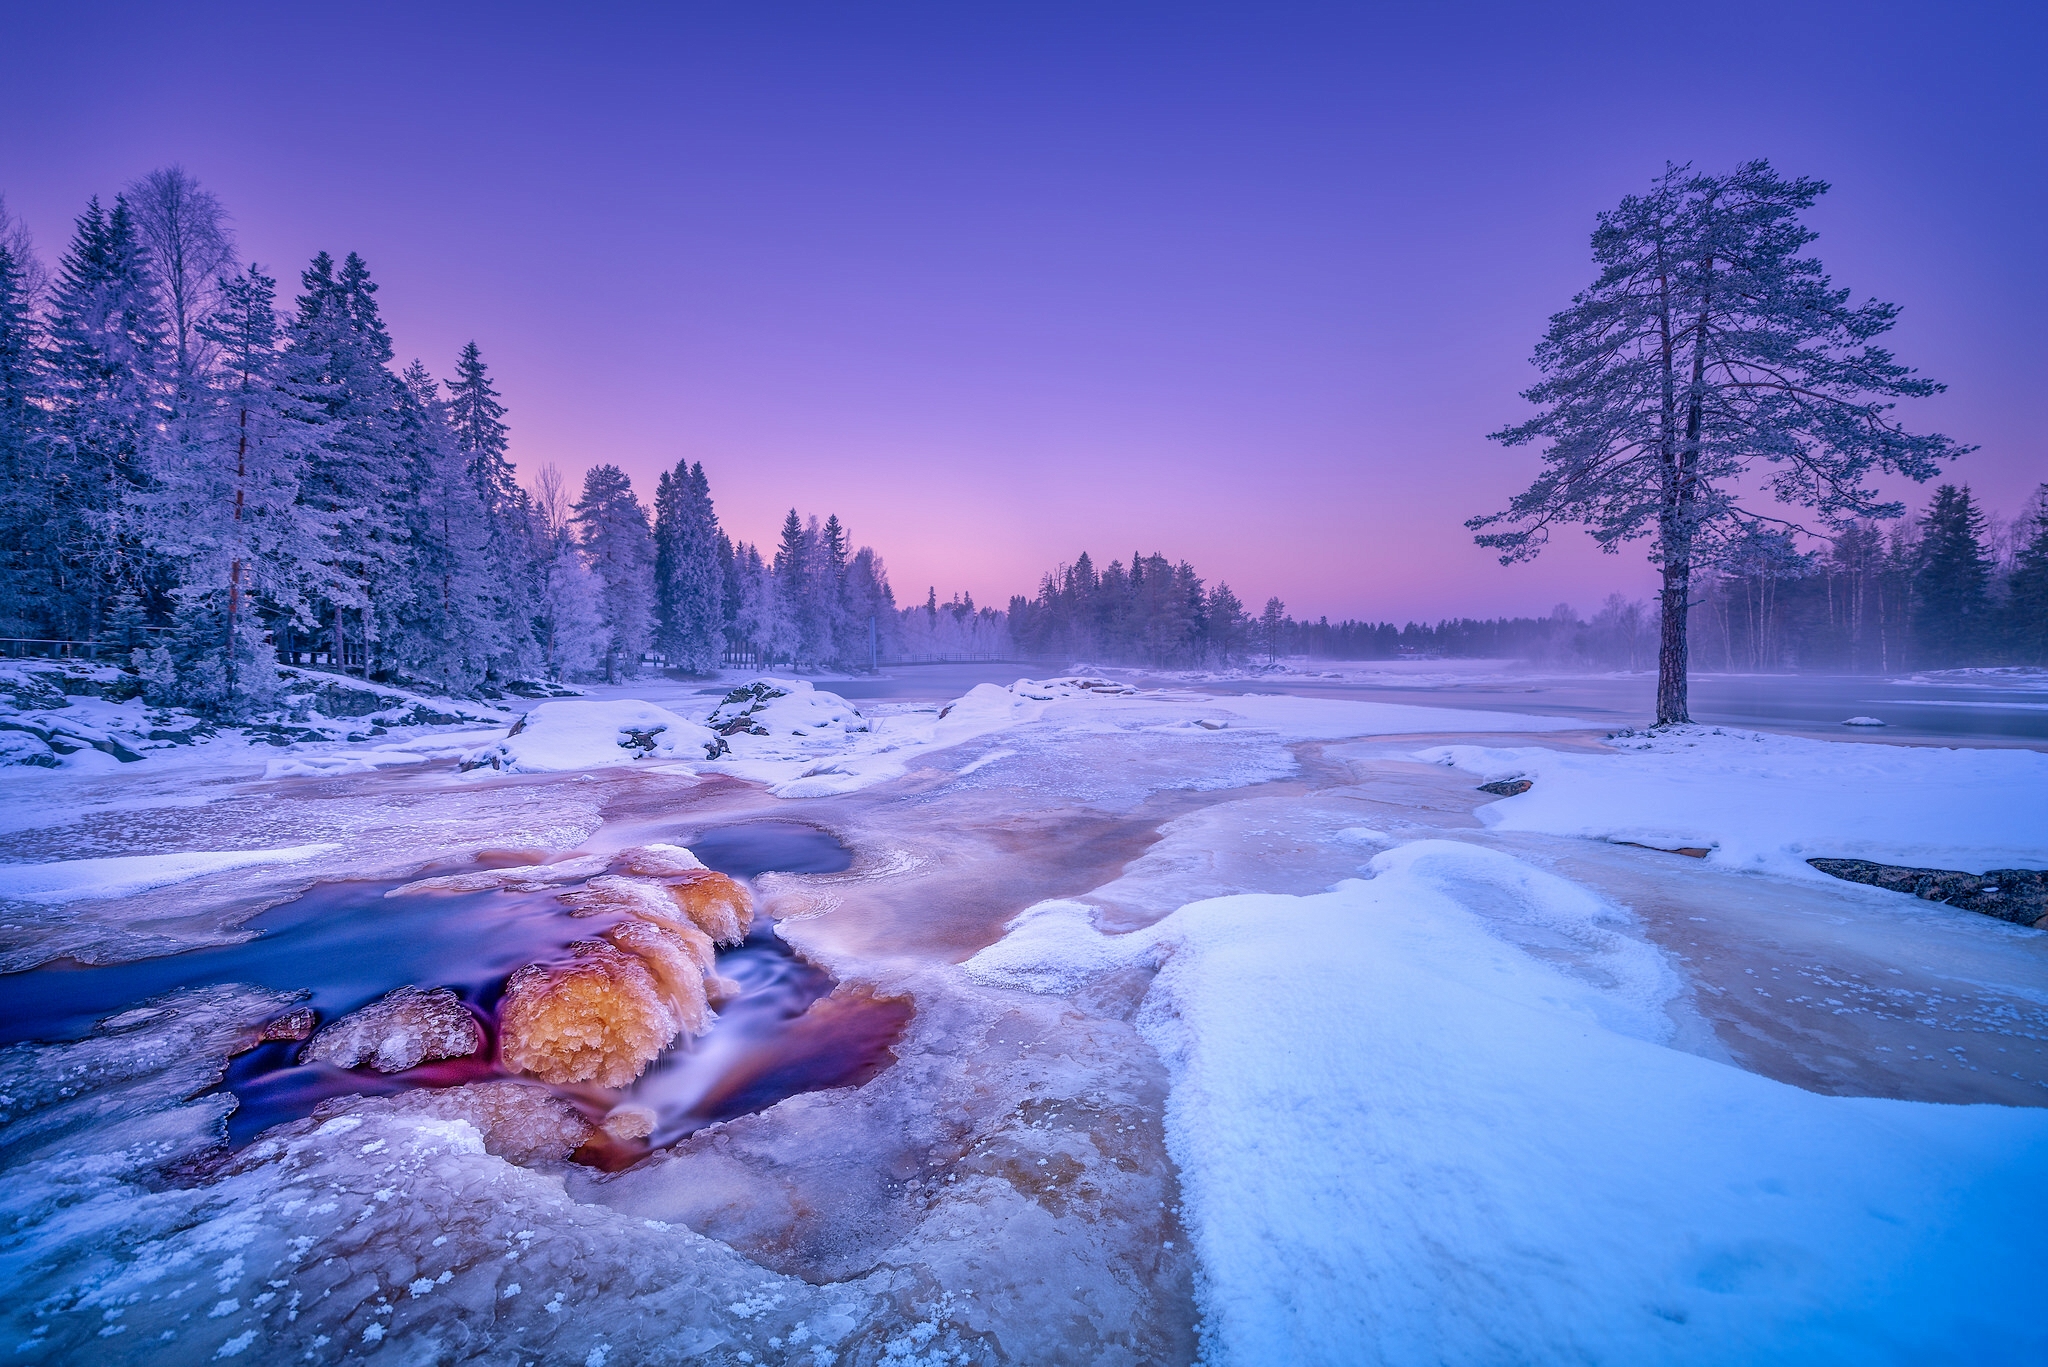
[{"left": 1470, "top": 161, "right": 1967, "bottom": 723}]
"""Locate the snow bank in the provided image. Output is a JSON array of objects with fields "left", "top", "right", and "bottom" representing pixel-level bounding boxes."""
[
  {"left": 967, "top": 840, "right": 2048, "bottom": 1365},
  {"left": 0, "top": 844, "right": 339, "bottom": 905},
  {"left": 463, "top": 700, "right": 720, "bottom": 773},
  {"left": 1422, "top": 725, "right": 2048, "bottom": 876},
  {"left": 0, "top": 660, "right": 515, "bottom": 771}
]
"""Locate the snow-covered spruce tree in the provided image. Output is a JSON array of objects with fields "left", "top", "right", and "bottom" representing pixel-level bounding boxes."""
[
  {"left": 142, "top": 265, "right": 329, "bottom": 715},
  {"left": 1470, "top": 162, "right": 1967, "bottom": 723},
  {"left": 444, "top": 340, "right": 543, "bottom": 679},
  {"left": 571, "top": 464, "right": 654, "bottom": 682},
  {"left": 0, "top": 222, "right": 47, "bottom": 638},
  {"left": 286, "top": 251, "right": 409, "bottom": 676},
  {"left": 41, "top": 197, "right": 167, "bottom": 641},
  {"left": 2004, "top": 487, "right": 2048, "bottom": 665},
  {"left": 528, "top": 463, "right": 605, "bottom": 680},
  {"left": 387, "top": 360, "right": 499, "bottom": 692},
  {"left": 1205, "top": 581, "right": 1248, "bottom": 664},
  {"left": 1911, "top": 484, "right": 1993, "bottom": 668},
  {"left": 736, "top": 541, "right": 797, "bottom": 668},
  {"left": 652, "top": 459, "right": 724, "bottom": 673},
  {"left": 771, "top": 509, "right": 813, "bottom": 666}
]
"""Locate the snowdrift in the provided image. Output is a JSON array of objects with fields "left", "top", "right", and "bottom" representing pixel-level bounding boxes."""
[{"left": 1422, "top": 724, "right": 2048, "bottom": 877}]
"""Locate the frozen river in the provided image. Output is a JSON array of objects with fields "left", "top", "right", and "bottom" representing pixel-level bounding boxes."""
[{"left": 802, "top": 660, "right": 2048, "bottom": 748}]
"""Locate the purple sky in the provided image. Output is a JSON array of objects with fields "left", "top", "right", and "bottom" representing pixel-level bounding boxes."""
[{"left": 4, "top": 2, "right": 2042, "bottom": 621}]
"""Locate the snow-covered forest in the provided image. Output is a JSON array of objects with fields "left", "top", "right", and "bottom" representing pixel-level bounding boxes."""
[{"left": 0, "top": 175, "right": 939, "bottom": 715}]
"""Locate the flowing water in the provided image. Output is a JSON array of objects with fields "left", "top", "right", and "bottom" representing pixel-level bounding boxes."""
[{"left": 0, "top": 821, "right": 908, "bottom": 1163}]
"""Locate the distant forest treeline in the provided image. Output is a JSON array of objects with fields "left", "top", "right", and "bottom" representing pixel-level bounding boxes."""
[{"left": 998, "top": 480, "right": 2048, "bottom": 673}]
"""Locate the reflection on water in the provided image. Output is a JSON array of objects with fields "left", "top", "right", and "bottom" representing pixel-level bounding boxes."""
[{"left": 0, "top": 821, "right": 901, "bottom": 1164}]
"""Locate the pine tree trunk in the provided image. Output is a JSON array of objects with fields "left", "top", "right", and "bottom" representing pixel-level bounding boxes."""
[{"left": 1657, "top": 560, "right": 1691, "bottom": 725}]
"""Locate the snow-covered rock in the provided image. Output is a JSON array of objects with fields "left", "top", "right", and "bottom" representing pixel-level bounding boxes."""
[
  {"left": 462, "top": 699, "right": 720, "bottom": 773},
  {"left": 704, "top": 678, "right": 869, "bottom": 755},
  {"left": 300, "top": 985, "right": 484, "bottom": 1073}
]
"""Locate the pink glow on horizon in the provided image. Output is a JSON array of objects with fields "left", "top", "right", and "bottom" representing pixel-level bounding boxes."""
[{"left": 3, "top": 4, "right": 2040, "bottom": 623}]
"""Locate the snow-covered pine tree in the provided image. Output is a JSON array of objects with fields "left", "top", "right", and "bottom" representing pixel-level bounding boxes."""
[
  {"left": 652, "top": 465, "right": 681, "bottom": 661},
  {"left": 771, "top": 509, "right": 815, "bottom": 667},
  {"left": 1471, "top": 161, "right": 1968, "bottom": 724},
  {"left": 41, "top": 196, "right": 167, "bottom": 641},
  {"left": 1911, "top": 485, "right": 1993, "bottom": 667},
  {"left": 387, "top": 360, "right": 499, "bottom": 693},
  {"left": 716, "top": 529, "right": 740, "bottom": 663},
  {"left": 0, "top": 222, "right": 47, "bottom": 638},
  {"left": 1260, "top": 597, "right": 1286, "bottom": 664},
  {"left": 446, "top": 341, "right": 512, "bottom": 511},
  {"left": 286, "top": 251, "right": 409, "bottom": 677},
  {"left": 840, "top": 544, "right": 896, "bottom": 670},
  {"left": 571, "top": 464, "right": 654, "bottom": 682}
]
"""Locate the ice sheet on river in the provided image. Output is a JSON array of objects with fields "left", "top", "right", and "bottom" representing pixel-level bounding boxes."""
[
  {"left": 968, "top": 839, "right": 2048, "bottom": 1365},
  {"left": 458, "top": 676, "right": 1588, "bottom": 800},
  {"left": 1423, "top": 724, "right": 2048, "bottom": 878}
]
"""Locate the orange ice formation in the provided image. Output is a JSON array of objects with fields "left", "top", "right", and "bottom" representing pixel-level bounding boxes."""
[{"left": 498, "top": 845, "right": 756, "bottom": 1087}]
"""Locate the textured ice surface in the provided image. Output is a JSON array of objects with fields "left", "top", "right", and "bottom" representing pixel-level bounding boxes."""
[
  {"left": 299, "top": 985, "right": 484, "bottom": 1073},
  {"left": 0, "top": 844, "right": 338, "bottom": 904},
  {"left": 968, "top": 840, "right": 2048, "bottom": 1364}
]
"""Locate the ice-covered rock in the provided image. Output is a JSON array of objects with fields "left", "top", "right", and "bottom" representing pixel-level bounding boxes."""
[
  {"left": 612, "top": 841, "right": 708, "bottom": 877},
  {"left": 300, "top": 985, "right": 483, "bottom": 1073},
  {"left": 498, "top": 940, "right": 679, "bottom": 1087},
  {"left": 600, "top": 1102, "right": 658, "bottom": 1141},
  {"left": 603, "top": 917, "right": 713, "bottom": 1035},
  {"left": 461, "top": 699, "right": 720, "bottom": 772},
  {"left": 305, "top": 1079, "right": 595, "bottom": 1164},
  {"left": 560, "top": 865, "right": 755, "bottom": 946}
]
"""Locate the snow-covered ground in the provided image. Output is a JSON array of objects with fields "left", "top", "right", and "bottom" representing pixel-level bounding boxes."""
[{"left": 1, "top": 672, "right": 2043, "bottom": 1364}]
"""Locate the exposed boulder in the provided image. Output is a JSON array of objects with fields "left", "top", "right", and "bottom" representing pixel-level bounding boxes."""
[
  {"left": 1478, "top": 778, "right": 1533, "bottom": 797},
  {"left": 1808, "top": 858, "right": 2048, "bottom": 926}
]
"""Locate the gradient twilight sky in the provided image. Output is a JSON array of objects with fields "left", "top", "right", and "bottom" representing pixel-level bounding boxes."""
[{"left": 3, "top": 2, "right": 2042, "bottom": 621}]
